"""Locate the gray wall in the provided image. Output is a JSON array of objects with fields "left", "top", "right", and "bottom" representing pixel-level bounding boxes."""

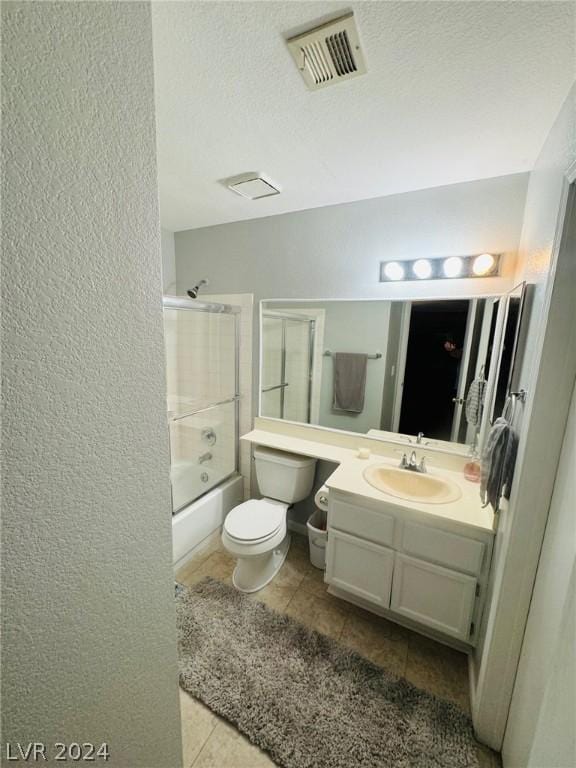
[
  {"left": 175, "top": 173, "right": 528, "bottom": 303},
  {"left": 161, "top": 228, "right": 177, "bottom": 293},
  {"left": 290, "top": 461, "right": 339, "bottom": 529},
  {"left": 175, "top": 172, "right": 528, "bottom": 434},
  {"left": 316, "top": 301, "right": 390, "bottom": 434},
  {"left": 1, "top": 3, "right": 182, "bottom": 765}
]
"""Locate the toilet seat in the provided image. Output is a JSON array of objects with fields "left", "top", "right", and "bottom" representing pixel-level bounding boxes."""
[{"left": 224, "top": 499, "right": 286, "bottom": 544}]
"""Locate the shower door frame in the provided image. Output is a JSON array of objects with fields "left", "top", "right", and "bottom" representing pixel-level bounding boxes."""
[
  {"left": 260, "top": 311, "right": 316, "bottom": 423},
  {"left": 163, "top": 296, "right": 241, "bottom": 513}
]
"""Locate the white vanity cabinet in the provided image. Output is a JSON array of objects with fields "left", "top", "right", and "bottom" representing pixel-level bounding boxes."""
[
  {"left": 390, "top": 554, "right": 477, "bottom": 641},
  {"left": 325, "top": 530, "right": 395, "bottom": 608},
  {"left": 325, "top": 491, "right": 493, "bottom": 646}
]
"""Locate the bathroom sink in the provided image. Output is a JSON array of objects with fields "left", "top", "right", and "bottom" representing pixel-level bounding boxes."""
[{"left": 363, "top": 465, "right": 461, "bottom": 504}]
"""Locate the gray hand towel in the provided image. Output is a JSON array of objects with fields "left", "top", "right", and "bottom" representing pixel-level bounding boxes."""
[
  {"left": 480, "top": 417, "right": 518, "bottom": 512},
  {"left": 332, "top": 353, "right": 368, "bottom": 413}
]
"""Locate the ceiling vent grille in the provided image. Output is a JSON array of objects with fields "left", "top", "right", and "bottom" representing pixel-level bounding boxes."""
[{"left": 287, "top": 13, "right": 367, "bottom": 91}]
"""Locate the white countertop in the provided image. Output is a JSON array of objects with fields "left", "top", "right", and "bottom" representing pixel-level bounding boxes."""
[
  {"left": 242, "top": 429, "right": 356, "bottom": 465},
  {"left": 326, "top": 455, "right": 494, "bottom": 534},
  {"left": 242, "top": 429, "right": 494, "bottom": 534}
]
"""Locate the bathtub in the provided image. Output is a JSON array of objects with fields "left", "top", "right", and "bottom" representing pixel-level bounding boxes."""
[{"left": 172, "top": 470, "right": 244, "bottom": 569}]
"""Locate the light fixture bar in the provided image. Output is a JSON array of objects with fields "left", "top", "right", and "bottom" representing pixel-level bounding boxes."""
[{"left": 379, "top": 254, "right": 500, "bottom": 282}]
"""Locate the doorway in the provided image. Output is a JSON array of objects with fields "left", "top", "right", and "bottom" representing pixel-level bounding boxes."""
[{"left": 398, "top": 301, "right": 469, "bottom": 441}]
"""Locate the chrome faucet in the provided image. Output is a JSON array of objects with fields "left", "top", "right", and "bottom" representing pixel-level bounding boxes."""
[
  {"left": 198, "top": 452, "right": 212, "bottom": 465},
  {"left": 399, "top": 450, "right": 427, "bottom": 473},
  {"left": 405, "top": 432, "right": 430, "bottom": 446}
]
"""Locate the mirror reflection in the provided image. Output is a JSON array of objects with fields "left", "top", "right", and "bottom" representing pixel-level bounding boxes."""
[{"left": 260, "top": 297, "right": 510, "bottom": 453}]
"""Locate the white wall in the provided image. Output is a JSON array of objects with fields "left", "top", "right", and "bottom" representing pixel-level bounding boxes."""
[
  {"left": 175, "top": 173, "right": 527, "bottom": 302},
  {"left": 504, "top": 382, "right": 576, "bottom": 767},
  {"left": 1, "top": 3, "right": 182, "bottom": 765},
  {"left": 528, "top": 566, "right": 575, "bottom": 768},
  {"left": 161, "top": 228, "right": 177, "bottom": 293},
  {"left": 472, "top": 84, "right": 576, "bottom": 750}
]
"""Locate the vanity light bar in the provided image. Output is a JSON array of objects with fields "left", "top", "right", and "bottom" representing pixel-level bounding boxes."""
[{"left": 379, "top": 254, "right": 501, "bottom": 282}]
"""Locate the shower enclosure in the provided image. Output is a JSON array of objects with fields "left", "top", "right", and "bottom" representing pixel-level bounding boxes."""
[
  {"left": 260, "top": 311, "right": 315, "bottom": 423},
  {"left": 163, "top": 296, "right": 240, "bottom": 514}
]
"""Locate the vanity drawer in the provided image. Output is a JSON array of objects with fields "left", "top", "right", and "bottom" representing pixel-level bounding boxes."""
[
  {"left": 401, "top": 522, "right": 485, "bottom": 576},
  {"left": 329, "top": 498, "right": 395, "bottom": 547}
]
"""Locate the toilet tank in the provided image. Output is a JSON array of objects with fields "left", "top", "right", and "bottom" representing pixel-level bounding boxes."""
[{"left": 254, "top": 446, "right": 316, "bottom": 503}]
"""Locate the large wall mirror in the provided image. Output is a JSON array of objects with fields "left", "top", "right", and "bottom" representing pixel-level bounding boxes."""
[{"left": 259, "top": 288, "right": 531, "bottom": 455}]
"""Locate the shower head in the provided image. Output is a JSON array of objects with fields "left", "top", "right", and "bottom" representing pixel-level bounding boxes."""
[{"left": 187, "top": 279, "right": 208, "bottom": 299}]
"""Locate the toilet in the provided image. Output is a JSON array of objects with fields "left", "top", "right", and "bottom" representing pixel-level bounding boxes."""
[{"left": 222, "top": 446, "right": 317, "bottom": 593}]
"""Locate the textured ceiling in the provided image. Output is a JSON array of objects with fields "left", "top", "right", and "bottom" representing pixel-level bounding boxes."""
[{"left": 152, "top": 1, "right": 574, "bottom": 232}]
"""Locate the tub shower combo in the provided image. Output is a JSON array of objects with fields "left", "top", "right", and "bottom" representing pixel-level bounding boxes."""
[{"left": 163, "top": 296, "right": 243, "bottom": 567}]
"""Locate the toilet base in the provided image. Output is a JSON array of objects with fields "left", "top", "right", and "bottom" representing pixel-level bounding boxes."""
[{"left": 232, "top": 535, "right": 291, "bottom": 593}]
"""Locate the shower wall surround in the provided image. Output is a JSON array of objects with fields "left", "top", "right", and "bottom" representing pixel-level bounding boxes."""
[
  {"left": 204, "top": 294, "right": 254, "bottom": 501},
  {"left": 164, "top": 303, "right": 238, "bottom": 511}
]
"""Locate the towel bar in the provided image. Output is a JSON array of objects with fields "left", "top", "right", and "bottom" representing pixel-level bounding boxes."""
[
  {"left": 510, "top": 389, "right": 527, "bottom": 403},
  {"left": 324, "top": 350, "right": 382, "bottom": 360}
]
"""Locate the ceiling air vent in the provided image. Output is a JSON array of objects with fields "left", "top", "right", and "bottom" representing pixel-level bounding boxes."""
[{"left": 287, "top": 12, "right": 367, "bottom": 91}]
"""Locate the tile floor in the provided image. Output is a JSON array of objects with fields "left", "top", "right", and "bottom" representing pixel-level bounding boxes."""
[{"left": 176, "top": 531, "right": 500, "bottom": 768}]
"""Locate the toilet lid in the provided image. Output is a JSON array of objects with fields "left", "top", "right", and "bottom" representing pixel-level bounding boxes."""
[{"left": 224, "top": 499, "right": 285, "bottom": 542}]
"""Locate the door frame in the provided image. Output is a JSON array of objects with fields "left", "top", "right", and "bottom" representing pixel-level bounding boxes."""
[
  {"left": 391, "top": 301, "right": 412, "bottom": 432},
  {"left": 450, "top": 298, "right": 477, "bottom": 442},
  {"left": 477, "top": 297, "right": 508, "bottom": 451}
]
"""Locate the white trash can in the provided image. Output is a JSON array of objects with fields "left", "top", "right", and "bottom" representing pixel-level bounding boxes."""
[{"left": 307, "top": 509, "right": 327, "bottom": 570}]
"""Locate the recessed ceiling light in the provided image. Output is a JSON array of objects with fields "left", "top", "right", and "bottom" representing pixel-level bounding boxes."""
[
  {"left": 443, "top": 256, "right": 463, "bottom": 278},
  {"left": 413, "top": 259, "right": 432, "bottom": 279},
  {"left": 472, "top": 253, "right": 496, "bottom": 276},
  {"left": 383, "top": 262, "right": 405, "bottom": 281},
  {"left": 223, "top": 173, "right": 281, "bottom": 200}
]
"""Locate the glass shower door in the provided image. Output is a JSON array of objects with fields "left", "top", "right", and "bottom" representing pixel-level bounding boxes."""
[
  {"left": 260, "top": 315, "right": 285, "bottom": 418},
  {"left": 284, "top": 318, "right": 313, "bottom": 423},
  {"left": 164, "top": 299, "right": 239, "bottom": 513},
  {"left": 260, "top": 312, "right": 314, "bottom": 422}
]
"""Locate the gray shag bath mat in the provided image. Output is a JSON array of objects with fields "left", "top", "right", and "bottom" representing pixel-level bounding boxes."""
[{"left": 176, "top": 577, "right": 479, "bottom": 768}]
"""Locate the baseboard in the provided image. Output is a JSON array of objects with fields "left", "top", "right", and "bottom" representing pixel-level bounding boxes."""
[
  {"left": 468, "top": 652, "right": 479, "bottom": 723},
  {"left": 288, "top": 520, "right": 308, "bottom": 537}
]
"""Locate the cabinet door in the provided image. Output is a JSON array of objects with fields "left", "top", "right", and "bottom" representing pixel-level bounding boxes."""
[
  {"left": 326, "top": 529, "right": 394, "bottom": 608},
  {"left": 391, "top": 554, "right": 477, "bottom": 642}
]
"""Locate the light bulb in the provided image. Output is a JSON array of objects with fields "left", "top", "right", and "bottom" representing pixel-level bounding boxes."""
[
  {"left": 443, "top": 256, "right": 463, "bottom": 278},
  {"left": 413, "top": 259, "right": 432, "bottom": 279},
  {"left": 383, "top": 261, "right": 405, "bottom": 281},
  {"left": 473, "top": 253, "right": 495, "bottom": 276}
]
